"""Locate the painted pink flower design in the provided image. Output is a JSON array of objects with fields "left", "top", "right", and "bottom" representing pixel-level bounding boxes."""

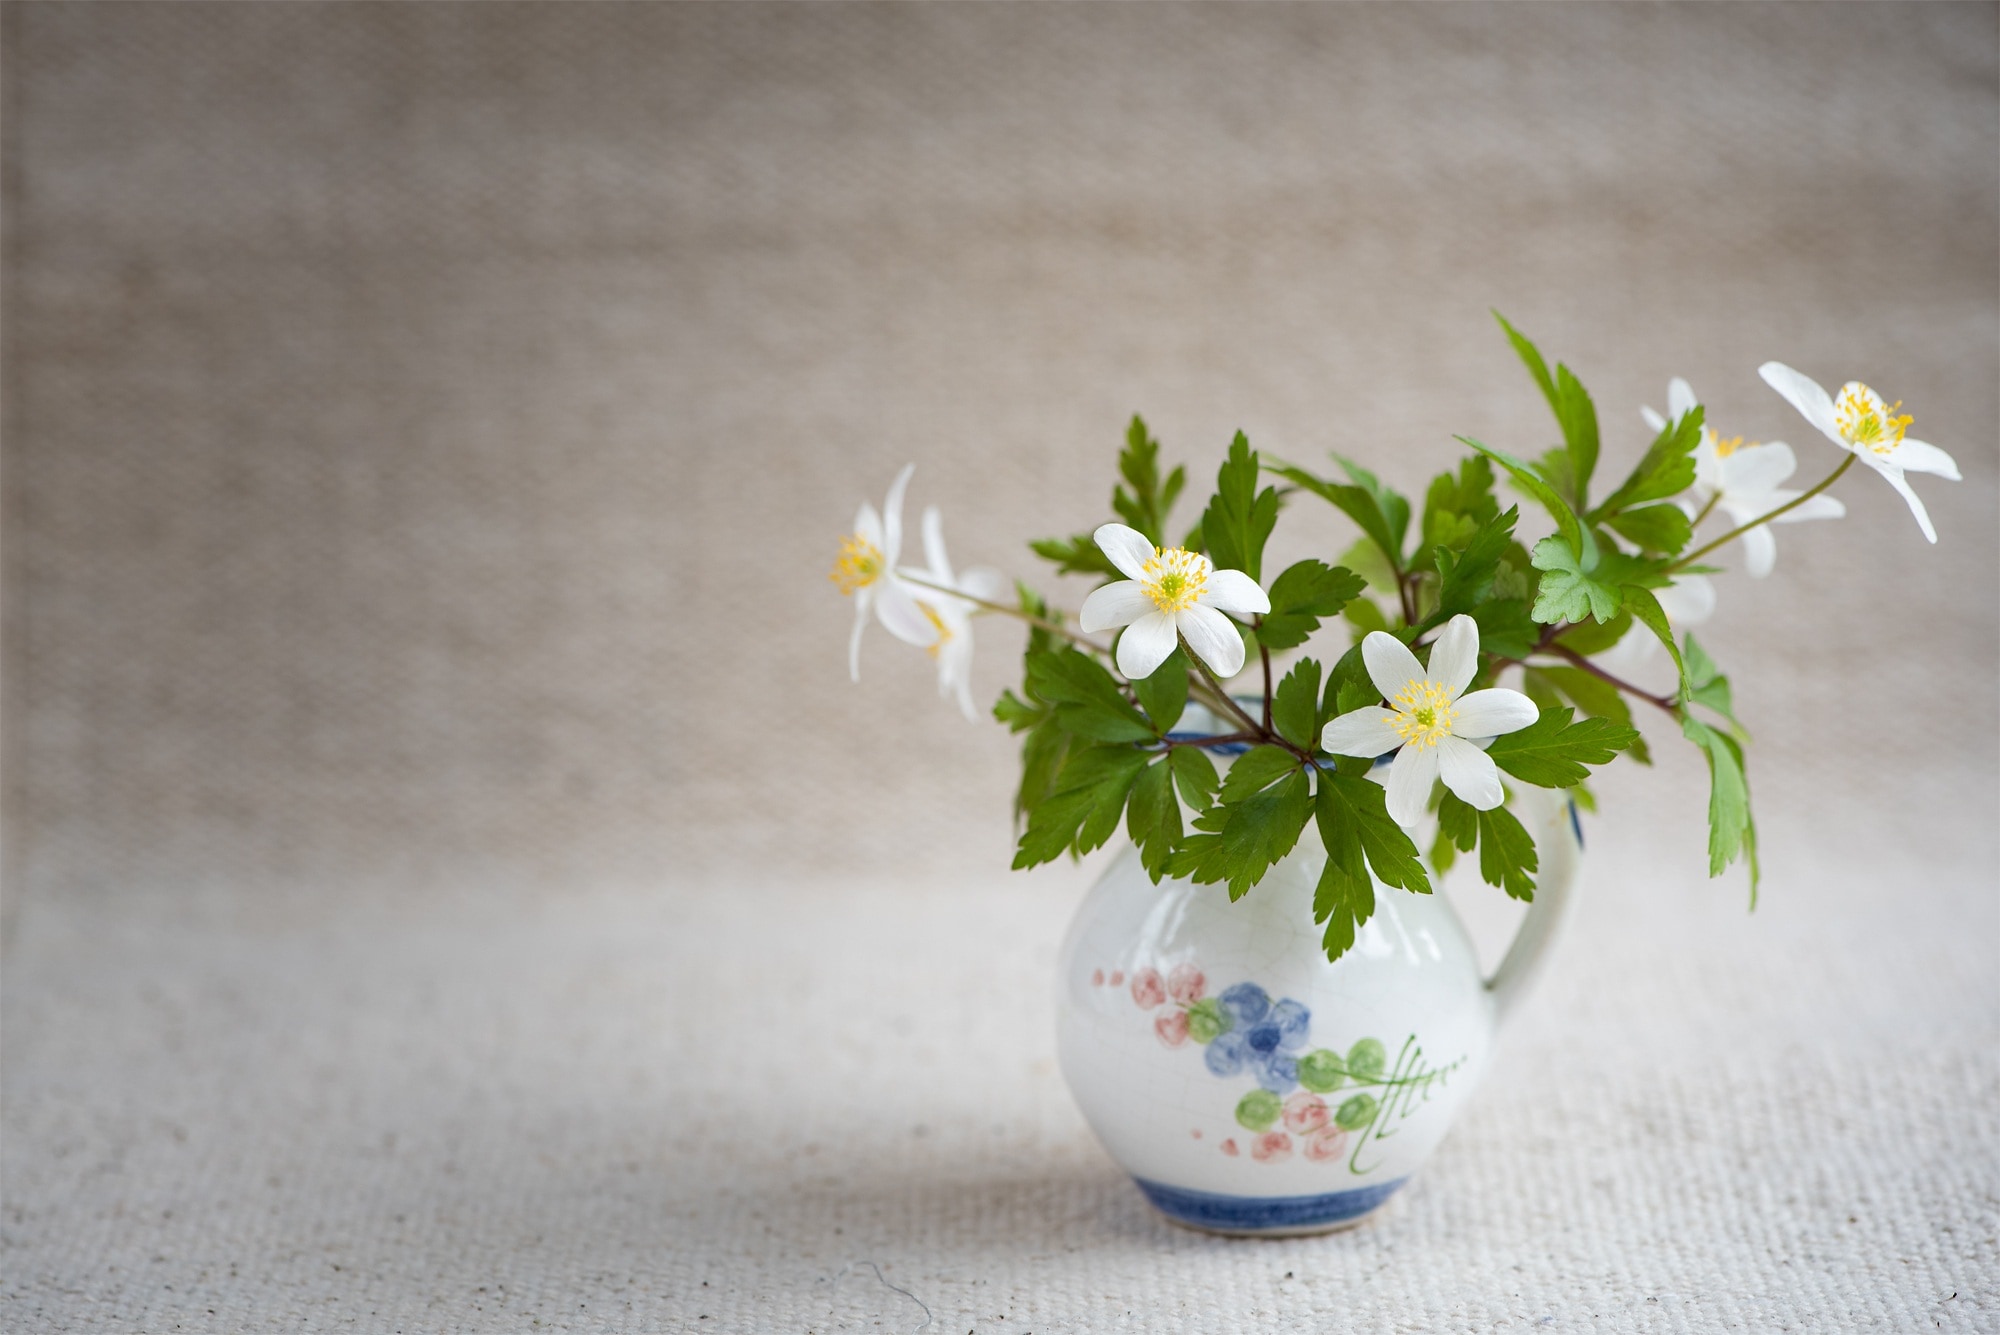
[
  {"left": 1304, "top": 1126, "right": 1349, "bottom": 1163},
  {"left": 1250, "top": 1131, "right": 1294, "bottom": 1163},
  {"left": 1167, "top": 964, "right": 1206, "bottom": 1005},
  {"left": 1282, "top": 1093, "right": 1328, "bottom": 1134},
  {"left": 1221, "top": 1139, "right": 1239, "bottom": 1157},
  {"left": 1154, "top": 1011, "right": 1190, "bottom": 1047},
  {"left": 1129, "top": 968, "right": 1166, "bottom": 1009}
]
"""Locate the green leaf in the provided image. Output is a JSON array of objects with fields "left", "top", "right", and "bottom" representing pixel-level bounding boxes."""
[
  {"left": 1028, "top": 533, "right": 1122, "bottom": 579},
  {"left": 1344, "top": 596, "right": 1392, "bottom": 642},
  {"left": 993, "top": 688, "right": 1045, "bottom": 734},
  {"left": 1475, "top": 804, "right": 1539, "bottom": 902},
  {"left": 1458, "top": 437, "right": 1585, "bottom": 553},
  {"left": 1436, "top": 790, "right": 1478, "bottom": 853},
  {"left": 1555, "top": 608, "right": 1631, "bottom": 656},
  {"left": 1131, "top": 646, "right": 1189, "bottom": 734},
  {"left": 1110, "top": 415, "right": 1186, "bottom": 546},
  {"left": 1268, "top": 461, "right": 1405, "bottom": 573},
  {"left": 1126, "top": 757, "right": 1183, "bottom": 882},
  {"left": 1011, "top": 743, "right": 1152, "bottom": 868},
  {"left": 1494, "top": 311, "right": 1558, "bottom": 409},
  {"left": 1529, "top": 534, "right": 1621, "bottom": 624},
  {"left": 1593, "top": 407, "right": 1703, "bottom": 519},
  {"left": 1201, "top": 433, "right": 1282, "bottom": 581},
  {"left": 1621, "top": 585, "right": 1689, "bottom": 698},
  {"left": 1430, "top": 506, "right": 1519, "bottom": 624},
  {"left": 1012, "top": 716, "right": 1069, "bottom": 823},
  {"left": 1025, "top": 648, "right": 1154, "bottom": 743},
  {"left": 1606, "top": 503, "right": 1693, "bottom": 556},
  {"left": 1682, "top": 633, "right": 1745, "bottom": 735},
  {"left": 1318, "top": 771, "right": 1432, "bottom": 896},
  {"left": 1553, "top": 364, "right": 1601, "bottom": 506},
  {"left": 1170, "top": 770, "right": 1313, "bottom": 900},
  {"left": 1484, "top": 705, "right": 1640, "bottom": 788},
  {"left": 1169, "top": 745, "right": 1220, "bottom": 811},
  {"left": 1259, "top": 560, "right": 1366, "bottom": 651},
  {"left": 1682, "top": 714, "right": 1758, "bottom": 898},
  {"left": 1219, "top": 744, "right": 1303, "bottom": 803},
  {"left": 1469, "top": 597, "right": 1540, "bottom": 660},
  {"left": 1525, "top": 665, "right": 1651, "bottom": 764},
  {"left": 1421, "top": 453, "right": 1500, "bottom": 553},
  {"left": 1271, "top": 659, "right": 1323, "bottom": 751}
]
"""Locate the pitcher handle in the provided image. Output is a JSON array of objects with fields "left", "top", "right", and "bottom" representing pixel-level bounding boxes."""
[{"left": 1484, "top": 785, "right": 1585, "bottom": 1025}]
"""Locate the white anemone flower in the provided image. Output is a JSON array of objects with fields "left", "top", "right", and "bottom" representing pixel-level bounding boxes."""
[
  {"left": 905, "top": 505, "right": 1006, "bottom": 721},
  {"left": 1642, "top": 378, "right": 1844, "bottom": 577},
  {"left": 830, "top": 464, "right": 939, "bottom": 679},
  {"left": 1758, "top": 363, "right": 1961, "bottom": 544},
  {"left": 1078, "top": 523, "right": 1271, "bottom": 681},
  {"left": 1320, "top": 614, "right": 1538, "bottom": 828}
]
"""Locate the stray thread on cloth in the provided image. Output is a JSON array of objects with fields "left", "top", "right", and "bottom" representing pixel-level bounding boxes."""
[{"left": 823, "top": 1260, "right": 933, "bottom": 1333}]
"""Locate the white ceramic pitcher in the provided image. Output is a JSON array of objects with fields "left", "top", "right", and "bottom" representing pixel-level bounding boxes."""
[{"left": 1055, "top": 734, "right": 1581, "bottom": 1236}]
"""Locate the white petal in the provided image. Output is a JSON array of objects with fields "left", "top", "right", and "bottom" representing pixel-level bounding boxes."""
[
  {"left": 1740, "top": 523, "right": 1777, "bottom": 578},
  {"left": 1640, "top": 405, "right": 1667, "bottom": 434},
  {"left": 1667, "top": 377, "right": 1698, "bottom": 421},
  {"left": 882, "top": 464, "right": 915, "bottom": 563},
  {"left": 1437, "top": 736, "right": 1505, "bottom": 811},
  {"left": 1773, "top": 494, "right": 1845, "bottom": 524},
  {"left": 854, "top": 502, "right": 884, "bottom": 551},
  {"left": 1385, "top": 744, "right": 1439, "bottom": 828},
  {"left": 938, "top": 627, "right": 978, "bottom": 720},
  {"left": 1093, "top": 523, "right": 1157, "bottom": 581},
  {"left": 1721, "top": 441, "right": 1798, "bottom": 495},
  {"left": 1871, "top": 460, "right": 1938, "bottom": 543},
  {"left": 957, "top": 566, "right": 1007, "bottom": 603},
  {"left": 1115, "top": 611, "right": 1182, "bottom": 680},
  {"left": 1199, "top": 568, "right": 1271, "bottom": 616},
  {"left": 1657, "top": 573, "right": 1716, "bottom": 626},
  {"left": 921, "top": 505, "right": 953, "bottom": 583},
  {"left": 1893, "top": 438, "right": 1961, "bottom": 481},
  {"left": 1362, "top": 631, "right": 1427, "bottom": 703},
  {"left": 1451, "top": 688, "right": 1538, "bottom": 739},
  {"left": 1178, "top": 604, "right": 1246, "bottom": 679},
  {"left": 1428, "top": 615, "right": 1480, "bottom": 699},
  {"left": 1759, "top": 363, "right": 1843, "bottom": 448},
  {"left": 875, "top": 579, "right": 940, "bottom": 647},
  {"left": 1080, "top": 580, "right": 1156, "bottom": 632},
  {"left": 848, "top": 590, "right": 871, "bottom": 682},
  {"left": 1321, "top": 707, "right": 1404, "bottom": 758}
]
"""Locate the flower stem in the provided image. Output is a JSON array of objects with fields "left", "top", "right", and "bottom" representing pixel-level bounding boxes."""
[
  {"left": 1182, "top": 637, "right": 1311, "bottom": 761},
  {"left": 898, "top": 572, "right": 1107, "bottom": 655},
  {"left": 1667, "top": 453, "right": 1854, "bottom": 573},
  {"left": 1687, "top": 491, "right": 1721, "bottom": 532}
]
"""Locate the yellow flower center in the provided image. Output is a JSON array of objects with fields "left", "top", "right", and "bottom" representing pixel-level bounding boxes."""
[
  {"left": 1140, "top": 546, "right": 1211, "bottom": 613},
  {"left": 1390, "top": 680, "right": 1457, "bottom": 750},
  {"left": 921, "top": 602, "right": 953, "bottom": 659},
  {"left": 1834, "top": 383, "right": 1913, "bottom": 457},
  {"left": 1708, "top": 431, "right": 1755, "bottom": 459},
  {"left": 829, "top": 534, "right": 885, "bottom": 594}
]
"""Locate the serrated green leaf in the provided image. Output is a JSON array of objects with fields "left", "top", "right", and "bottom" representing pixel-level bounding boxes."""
[
  {"left": 1436, "top": 790, "right": 1479, "bottom": 853},
  {"left": 1475, "top": 804, "right": 1539, "bottom": 901},
  {"left": 1171, "top": 770, "right": 1313, "bottom": 900},
  {"left": 1526, "top": 664, "right": 1652, "bottom": 764},
  {"left": 1485, "top": 705, "right": 1640, "bottom": 788},
  {"left": 1606, "top": 503, "right": 1693, "bottom": 556},
  {"left": 1271, "top": 659, "right": 1323, "bottom": 751},
  {"left": 1682, "top": 714, "right": 1758, "bottom": 898},
  {"left": 1260, "top": 560, "right": 1365, "bottom": 650},
  {"left": 993, "top": 688, "right": 1045, "bottom": 734},
  {"left": 1469, "top": 597, "right": 1540, "bottom": 660},
  {"left": 1126, "top": 758, "right": 1183, "bottom": 882},
  {"left": 1013, "top": 717, "right": 1069, "bottom": 824},
  {"left": 1169, "top": 745, "right": 1220, "bottom": 810},
  {"left": 1555, "top": 608, "right": 1631, "bottom": 655},
  {"left": 1458, "top": 437, "right": 1585, "bottom": 553},
  {"left": 1010, "top": 743, "right": 1151, "bottom": 868},
  {"left": 1131, "top": 646, "right": 1188, "bottom": 734},
  {"left": 1026, "top": 647, "right": 1154, "bottom": 742},
  {"left": 1494, "top": 311, "right": 1558, "bottom": 408},
  {"left": 1593, "top": 407, "right": 1703, "bottom": 519},
  {"left": 1620, "top": 585, "right": 1689, "bottom": 699},
  {"left": 1028, "top": 533, "right": 1123, "bottom": 578},
  {"left": 1201, "top": 433, "right": 1282, "bottom": 582},
  {"left": 1430, "top": 506, "right": 1519, "bottom": 624},
  {"left": 1553, "top": 364, "right": 1600, "bottom": 506},
  {"left": 1316, "top": 770, "right": 1432, "bottom": 897},
  {"left": 1219, "top": 744, "right": 1303, "bottom": 803},
  {"left": 1530, "top": 535, "right": 1621, "bottom": 624},
  {"left": 1109, "top": 415, "right": 1185, "bottom": 546},
  {"left": 1682, "top": 633, "right": 1745, "bottom": 736},
  {"left": 1268, "top": 462, "right": 1405, "bottom": 572},
  {"left": 1344, "top": 596, "right": 1391, "bottom": 642}
]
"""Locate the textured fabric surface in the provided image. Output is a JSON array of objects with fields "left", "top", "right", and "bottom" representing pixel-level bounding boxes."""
[{"left": 4, "top": 4, "right": 1997, "bottom": 1331}]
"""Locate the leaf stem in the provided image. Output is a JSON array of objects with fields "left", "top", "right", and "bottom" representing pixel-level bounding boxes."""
[
  {"left": 1183, "top": 636, "right": 1311, "bottom": 760},
  {"left": 1667, "top": 454, "right": 1854, "bottom": 572},
  {"left": 1547, "top": 644, "right": 1681, "bottom": 717}
]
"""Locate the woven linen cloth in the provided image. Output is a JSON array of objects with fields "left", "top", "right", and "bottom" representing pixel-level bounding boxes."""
[{"left": 4, "top": 5, "right": 1996, "bottom": 1331}]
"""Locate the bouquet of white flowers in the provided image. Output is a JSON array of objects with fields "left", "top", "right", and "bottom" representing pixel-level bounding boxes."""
[{"left": 831, "top": 315, "right": 1960, "bottom": 963}]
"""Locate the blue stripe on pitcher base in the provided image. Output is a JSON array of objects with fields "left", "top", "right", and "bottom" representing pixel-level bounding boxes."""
[{"left": 1132, "top": 1176, "right": 1409, "bottom": 1231}]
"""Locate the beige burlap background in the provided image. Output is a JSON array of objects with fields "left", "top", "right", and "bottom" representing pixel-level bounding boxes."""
[{"left": 4, "top": 4, "right": 1996, "bottom": 1331}]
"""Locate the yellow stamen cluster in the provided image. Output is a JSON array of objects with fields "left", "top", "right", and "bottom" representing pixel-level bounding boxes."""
[
  {"left": 1834, "top": 384, "right": 1913, "bottom": 457},
  {"left": 1708, "top": 431, "right": 1755, "bottom": 459},
  {"left": 921, "top": 602, "right": 953, "bottom": 659},
  {"left": 1140, "top": 546, "right": 1211, "bottom": 613},
  {"left": 1390, "top": 680, "right": 1457, "bottom": 750},
  {"left": 829, "top": 534, "right": 885, "bottom": 595}
]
